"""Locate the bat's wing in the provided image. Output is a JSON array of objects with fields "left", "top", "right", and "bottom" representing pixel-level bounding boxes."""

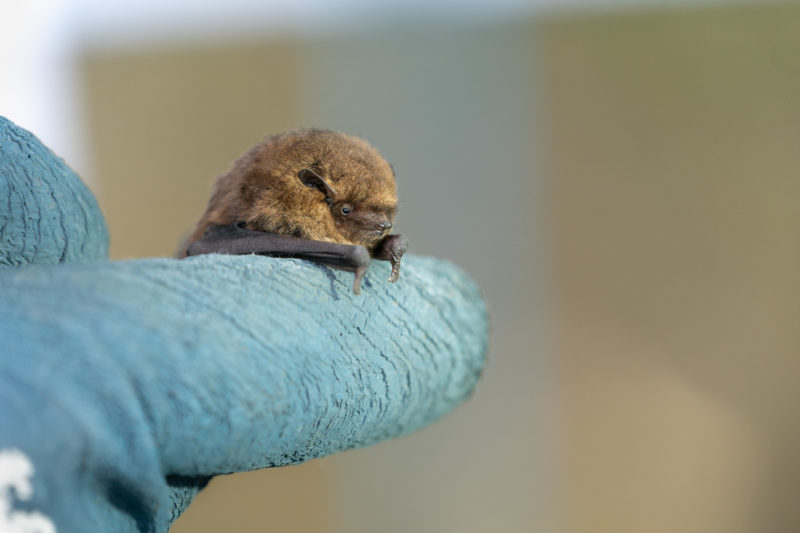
[{"left": 185, "top": 224, "right": 370, "bottom": 293}]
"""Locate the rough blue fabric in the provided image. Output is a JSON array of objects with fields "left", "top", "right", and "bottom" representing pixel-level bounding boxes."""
[
  {"left": 0, "top": 117, "right": 488, "bottom": 533},
  {"left": 0, "top": 117, "right": 108, "bottom": 268}
]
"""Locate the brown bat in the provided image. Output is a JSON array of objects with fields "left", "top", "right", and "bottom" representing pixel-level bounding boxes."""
[{"left": 179, "top": 129, "right": 408, "bottom": 293}]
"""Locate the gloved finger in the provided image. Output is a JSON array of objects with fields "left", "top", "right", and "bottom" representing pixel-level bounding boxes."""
[
  {"left": 0, "top": 117, "right": 108, "bottom": 269},
  {"left": 0, "top": 253, "right": 488, "bottom": 531}
]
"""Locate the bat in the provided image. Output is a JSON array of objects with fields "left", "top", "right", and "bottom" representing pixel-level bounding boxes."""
[{"left": 179, "top": 129, "right": 408, "bottom": 294}]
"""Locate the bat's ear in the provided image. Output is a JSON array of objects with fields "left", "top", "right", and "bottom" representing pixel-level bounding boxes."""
[{"left": 298, "top": 168, "right": 337, "bottom": 205}]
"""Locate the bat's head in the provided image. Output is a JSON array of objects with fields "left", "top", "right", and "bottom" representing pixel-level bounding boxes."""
[{"left": 236, "top": 129, "right": 398, "bottom": 249}]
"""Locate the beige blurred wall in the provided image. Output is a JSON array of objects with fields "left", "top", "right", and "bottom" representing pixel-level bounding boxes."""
[
  {"left": 83, "top": 40, "right": 304, "bottom": 259},
  {"left": 539, "top": 4, "right": 800, "bottom": 532}
]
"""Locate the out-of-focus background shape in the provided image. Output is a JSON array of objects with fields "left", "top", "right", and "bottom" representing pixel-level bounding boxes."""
[{"left": 3, "top": 1, "right": 799, "bottom": 531}]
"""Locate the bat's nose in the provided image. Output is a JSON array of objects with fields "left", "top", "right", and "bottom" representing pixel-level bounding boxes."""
[{"left": 377, "top": 220, "right": 393, "bottom": 231}]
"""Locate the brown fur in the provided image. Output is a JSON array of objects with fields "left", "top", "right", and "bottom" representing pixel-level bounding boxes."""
[{"left": 179, "top": 129, "right": 398, "bottom": 258}]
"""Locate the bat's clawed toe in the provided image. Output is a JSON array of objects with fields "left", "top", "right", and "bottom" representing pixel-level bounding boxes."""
[
  {"left": 372, "top": 233, "right": 408, "bottom": 283},
  {"left": 352, "top": 266, "right": 366, "bottom": 294},
  {"left": 347, "top": 245, "right": 370, "bottom": 294}
]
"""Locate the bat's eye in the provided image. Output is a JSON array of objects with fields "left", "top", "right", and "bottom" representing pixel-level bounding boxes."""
[{"left": 341, "top": 205, "right": 352, "bottom": 215}]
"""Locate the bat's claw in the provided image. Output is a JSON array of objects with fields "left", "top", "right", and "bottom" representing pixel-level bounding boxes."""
[
  {"left": 353, "top": 266, "right": 366, "bottom": 294},
  {"left": 374, "top": 233, "right": 408, "bottom": 284}
]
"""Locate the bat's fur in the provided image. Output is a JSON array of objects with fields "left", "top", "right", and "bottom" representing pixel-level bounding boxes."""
[{"left": 180, "top": 129, "right": 399, "bottom": 258}]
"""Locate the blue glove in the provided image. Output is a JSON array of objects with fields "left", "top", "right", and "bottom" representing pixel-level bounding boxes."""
[{"left": 0, "top": 117, "right": 488, "bottom": 533}]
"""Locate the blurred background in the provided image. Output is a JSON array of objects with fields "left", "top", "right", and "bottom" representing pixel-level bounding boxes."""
[{"left": 3, "top": 0, "right": 799, "bottom": 531}]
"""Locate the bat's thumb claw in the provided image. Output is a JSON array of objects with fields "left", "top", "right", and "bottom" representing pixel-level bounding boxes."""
[{"left": 353, "top": 266, "right": 366, "bottom": 294}]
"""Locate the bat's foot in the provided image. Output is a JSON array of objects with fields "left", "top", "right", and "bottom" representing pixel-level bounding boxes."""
[
  {"left": 388, "top": 258, "right": 402, "bottom": 283},
  {"left": 374, "top": 234, "right": 408, "bottom": 283},
  {"left": 352, "top": 266, "right": 366, "bottom": 294}
]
